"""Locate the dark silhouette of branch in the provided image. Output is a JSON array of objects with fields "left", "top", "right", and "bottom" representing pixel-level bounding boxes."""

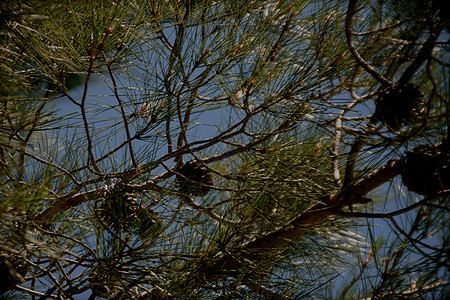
[
  {"left": 334, "top": 190, "right": 450, "bottom": 219},
  {"left": 345, "top": 0, "right": 392, "bottom": 87}
]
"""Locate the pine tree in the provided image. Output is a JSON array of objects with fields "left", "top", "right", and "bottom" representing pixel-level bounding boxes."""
[{"left": 1, "top": 0, "right": 448, "bottom": 298}]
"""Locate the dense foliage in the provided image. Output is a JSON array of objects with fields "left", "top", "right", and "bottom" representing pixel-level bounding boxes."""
[{"left": 1, "top": 0, "right": 448, "bottom": 298}]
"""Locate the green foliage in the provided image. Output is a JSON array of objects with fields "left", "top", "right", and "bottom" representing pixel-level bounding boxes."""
[{"left": 0, "top": 0, "right": 448, "bottom": 299}]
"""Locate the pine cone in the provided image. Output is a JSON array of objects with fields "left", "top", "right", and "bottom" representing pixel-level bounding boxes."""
[
  {"left": 176, "top": 159, "right": 213, "bottom": 197},
  {"left": 374, "top": 83, "right": 424, "bottom": 130},
  {"left": 401, "top": 142, "right": 450, "bottom": 196},
  {"left": 99, "top": 191, "right": 139, "bottom": 231}
]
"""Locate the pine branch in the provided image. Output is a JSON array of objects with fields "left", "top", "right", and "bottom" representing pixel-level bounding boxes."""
[{"left": 183, "top": 158, "right": 405, "bottom": 293}]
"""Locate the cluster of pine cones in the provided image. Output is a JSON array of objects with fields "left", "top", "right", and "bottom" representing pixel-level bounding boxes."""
[{"left": 99, "top": 190, "right": 158, "bottom": 236}]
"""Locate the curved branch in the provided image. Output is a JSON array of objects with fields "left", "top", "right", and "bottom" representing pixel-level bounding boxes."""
[
  {"left": 345, "top": 0, "right": 392, "bottom": 86},
  {"left": 389, "top": 215, "right": 448, "bottom": 260},
  {"left": 398, "top": 30, "right": 440, "bottom": 84},
  {"left": 80, "top": 52, "right": 101, "bottom": 174}
]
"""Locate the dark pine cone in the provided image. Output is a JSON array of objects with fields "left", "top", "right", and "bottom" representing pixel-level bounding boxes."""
[
  {"left": 401, "top": 141, "right": 450, "bottom": 196},
  {"left": 374, "top": 83, "right": 424, "bottom": 130},
  {"left": 176, "top": 160, "right": 213, "bottom": 197}
]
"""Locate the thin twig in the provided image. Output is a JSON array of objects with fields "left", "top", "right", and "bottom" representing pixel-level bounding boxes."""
[
  {"left": 331, "top": 117, "right": 342, "bottom": 187},
  {"left": 106, "top": 59, "right": 137, "bottom": 168},
  {"left": 80, "top": 57, "right": 101, "bottom": 173},
  {"left": 242, "top": 277, "right": 294, "bottom": 300},
  {"left": 338, "top": 250, "right": 373, "bottom": 300}
]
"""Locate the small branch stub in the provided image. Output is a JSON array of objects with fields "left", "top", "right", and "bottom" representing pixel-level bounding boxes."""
[{"left": 176, "top": 160, "right": 213, "bottom": 197}]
